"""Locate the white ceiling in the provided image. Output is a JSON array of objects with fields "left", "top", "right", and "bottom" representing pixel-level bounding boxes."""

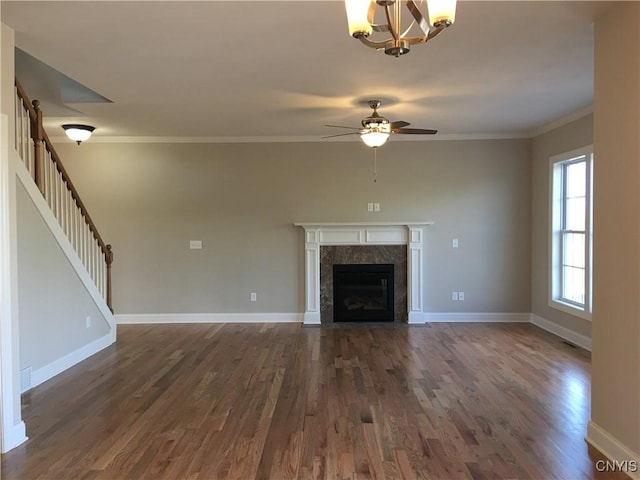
[{"left": 1, "top": 1, "right": 610, "bottom": 142}]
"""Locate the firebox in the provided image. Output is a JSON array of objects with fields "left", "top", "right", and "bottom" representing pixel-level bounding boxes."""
[{"left": 333, "top": 264, "right": 395, "bottom": 322}]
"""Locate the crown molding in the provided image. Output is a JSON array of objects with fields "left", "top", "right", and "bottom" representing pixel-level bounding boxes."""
[{"left": 528, "top": 105, "right": 593, "bottom": 138}]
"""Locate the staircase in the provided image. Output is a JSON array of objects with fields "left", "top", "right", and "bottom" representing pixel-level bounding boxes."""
[{"left": 14, "top": 78, "right": 113, "bottom": 311}]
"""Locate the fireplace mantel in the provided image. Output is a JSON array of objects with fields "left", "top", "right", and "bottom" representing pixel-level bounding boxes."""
[{"left": 294, "top": 222, "right": 434, "bottom": 324}]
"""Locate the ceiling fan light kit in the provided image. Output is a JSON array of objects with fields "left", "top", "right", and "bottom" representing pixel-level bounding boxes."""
[
  {"left": 361, "top": 130, "right": 390, "bottom": 148},
  {"left": 344, "top": 0, "right": 456, "bottom": 57},
  {"left": 62, "top": 124, "right": 95, "bottom": 144}
]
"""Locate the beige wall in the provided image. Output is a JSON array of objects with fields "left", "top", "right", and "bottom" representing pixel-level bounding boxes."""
[
  {"left": 591, "top": 1, "right": 640, "bottom": 458},
  {"left": 531, "top": 114, "right": 593, "bottom": 337},
  {"left": 55, "top": 139, "right": 532, "bottom": 316}
]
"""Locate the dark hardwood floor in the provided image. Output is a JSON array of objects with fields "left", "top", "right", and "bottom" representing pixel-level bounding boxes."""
[{"left": 1, "top": 322, "right": 632, "bottom": 479}]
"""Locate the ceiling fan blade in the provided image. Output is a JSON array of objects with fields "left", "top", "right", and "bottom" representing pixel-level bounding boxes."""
[
  {"left": 325, "top": 124, "right": 361, "bottom": 130},
  {"left": 393, "top": 128, "right": 438, "bottom": 135},
  {"left": 322, "top": 132, "right": 360, "bottom": 139},
  {"left": 390, "top": 120, "right": 410, "bottom": 129}
]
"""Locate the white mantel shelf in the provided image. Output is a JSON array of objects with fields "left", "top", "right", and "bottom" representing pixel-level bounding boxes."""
[
  {"left": 294, "top": 222, "right": 435, "bottom": 227},
  {"left": 295, "top": 222, "right": 433, "bottom": 325}
]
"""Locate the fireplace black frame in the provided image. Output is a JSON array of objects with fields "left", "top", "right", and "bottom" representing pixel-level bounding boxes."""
[{"left": 333, "top": 264, "right": 395, "bottom": 322}]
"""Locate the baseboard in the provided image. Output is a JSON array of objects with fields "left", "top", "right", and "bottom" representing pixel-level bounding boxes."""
[
  {"left": 27, "top": 332, "right": 115, "bottom": 392},
  {"left": 587, "top": 421, "right": 640, "bottom": 479},
  {"left": 1, "top": 421, "right": 27, "bottom": 453},
  {"left": 424, "top": 312, "right": 531, "bottom": 323},
  {"left": 302, "top": 312, "right": 321, "bottom": 325},
  {"left": 530, "top": 314, "right": 592, "bottom": 351},
  {"left": 116, "top": 313, "right": 303, "bottom": 324}
]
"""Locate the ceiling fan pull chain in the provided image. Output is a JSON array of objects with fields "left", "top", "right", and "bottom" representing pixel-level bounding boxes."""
[{"left": 373, "top": 147, "right": 378, "bottom": 183}]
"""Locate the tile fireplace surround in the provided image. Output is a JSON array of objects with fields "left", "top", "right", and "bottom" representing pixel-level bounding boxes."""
[{"left": 294, "top": 223, "right": 433, "bottom": 325}]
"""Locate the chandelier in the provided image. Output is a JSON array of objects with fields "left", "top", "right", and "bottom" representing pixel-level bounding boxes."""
[{"left": 344, "top": 0, "right": 457, "bottom": 57}]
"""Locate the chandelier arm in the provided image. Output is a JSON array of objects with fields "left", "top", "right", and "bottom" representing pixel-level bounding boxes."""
[
  {"left": 384, "top": 4, "right": 399, "bottom": 41},
  {"left": 406, "top": 0, "right": 431, "bottom": 37},
  {"left": 367, "top": 0, "right": 377, "bottom": 27},
  {"left": 426, "top": 23, "right": 448, "bottom": 40},
  {"left": 403, "top": 36, "right": 429, "bottom": 46},
  {"left": 372, "top": 23, "right": 391, "bottom": 32},
  {"left": 400, "top": 28, "right": 446, "bottom": 46},
  {"left": 357, "top": 35, "right": 391, "bottom": 50}
]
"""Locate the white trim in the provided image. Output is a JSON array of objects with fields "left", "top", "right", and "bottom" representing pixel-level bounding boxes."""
[
  {"left": 548, "top": 145, "right": 594, "bottom": 321},
  {"left": 529, "top": 106, "right": 593, "bottom": 138},
  {"left": 295, "top": 222, "right": 435, "bottom": 227},
  {"left": 1, "top": 421, "right": 26, "bottom": 454},
  {"left": 425, "top": 312, "right": 531, "bottom": 323},
  {"left": 0, "top": 115, "right": 27, "bottom": 453},
  {"left": 586, "top": 421, "right": 640, "bottom": 480},
  {"left": 549, "top": 299, "right": 591, "bottom": 321},
  {"left": 27, "top": 331, "right": 115, "bottom": 393},
  {"left": 530, "top": 314, "right": 592, "bottom": 351},
  {"left": 408, "top": 312, "right": 425, "bottom": 324},
  {"left": 116, "top": 313, "right": 303, "bottom": 324}
]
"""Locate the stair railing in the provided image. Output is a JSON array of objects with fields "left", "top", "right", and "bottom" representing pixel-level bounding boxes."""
[{"left": 14, "top": 78, "right": 113, "bottom": 312}]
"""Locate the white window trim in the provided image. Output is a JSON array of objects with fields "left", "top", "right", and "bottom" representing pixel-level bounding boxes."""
[{"left": 548, "top": 145, "right": 593, "bottom": 321}]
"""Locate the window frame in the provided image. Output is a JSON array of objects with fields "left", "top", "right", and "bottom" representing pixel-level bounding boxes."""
[{"left": 549, "top": 145, "right": 593, "bottom": 320}]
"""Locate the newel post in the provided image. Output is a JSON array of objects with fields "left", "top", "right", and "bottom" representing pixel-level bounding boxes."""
[
  {"left": 31, "top": 100, "right": 45, "bottom": 194},
  {"left": 106, "top": 244, "right": 114, "bottom": 313}
]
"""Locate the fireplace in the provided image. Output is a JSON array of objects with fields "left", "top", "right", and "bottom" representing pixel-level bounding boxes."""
[
  {"left": 294, "top": 222, "right": 432, "bottom": 324},
  {"left": 333, "top": 264, "right": 394, "bottom": 322}
]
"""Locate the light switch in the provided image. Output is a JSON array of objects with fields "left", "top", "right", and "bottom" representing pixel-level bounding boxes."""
[{"left": 452, "top": 238, "right": 459, "bottom": 248}]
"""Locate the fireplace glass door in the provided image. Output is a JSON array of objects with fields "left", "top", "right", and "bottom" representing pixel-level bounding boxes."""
[{"left": 333, "top": 264, "right": 394, "bottom": 322}]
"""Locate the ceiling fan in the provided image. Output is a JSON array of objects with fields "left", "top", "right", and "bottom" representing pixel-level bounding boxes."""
[{"left": 323, "top": 100, "right": 437, "bottom": 147}]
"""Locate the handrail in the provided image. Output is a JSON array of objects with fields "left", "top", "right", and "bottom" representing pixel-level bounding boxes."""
[
  {"left": 40, "top": 128, "right": 110, "bottom": 255},
  {"left": 14, "top": 77, "right": 113, "bottom": 311}
]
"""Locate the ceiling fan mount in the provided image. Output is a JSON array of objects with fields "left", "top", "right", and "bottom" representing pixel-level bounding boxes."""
[
  {"left": 361, "top": 100, "right": 390, "bottom": 129},
  {"left": 324, "top": 99, "right": 437, "bottom": 147}
]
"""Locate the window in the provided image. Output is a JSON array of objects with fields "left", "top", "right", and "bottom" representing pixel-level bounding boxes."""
[{"left": 550, "top": 146, "right": 593, "bottom": 319}]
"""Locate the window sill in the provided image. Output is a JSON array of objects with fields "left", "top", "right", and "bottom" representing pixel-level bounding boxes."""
[{"left": 549, "top": 299, "right": 592, "bottom": 321}]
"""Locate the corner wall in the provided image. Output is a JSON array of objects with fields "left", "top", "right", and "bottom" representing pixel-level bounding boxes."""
[{"left": 589, "top": 0, "right": 640, "bottom": 468}]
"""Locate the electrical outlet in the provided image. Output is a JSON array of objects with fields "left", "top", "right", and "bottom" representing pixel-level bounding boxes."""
[
  {"left": 451, "top": 291, "right": 459, "bottom": 301},
  {"left": 250, "top": 292, "right": 257, "bottom": 302},
  {"left": 374, "top": 202, "right": 380, "bottom": 212},
  {"left": 452, "top": 238, "right": 459, "bottom": 248},
  {"left": 458, "top": 291, "right": 465, "bottom": 301},
  {"left": 367, "top": 202, "right": 374, "bottom": 212},
  {"left": 189, "top": 240, "right": 202, "bottom": 250}
]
